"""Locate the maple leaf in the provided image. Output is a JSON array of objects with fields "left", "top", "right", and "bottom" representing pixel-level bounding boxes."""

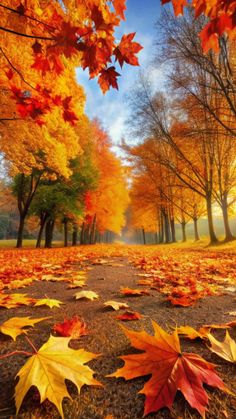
[
  {"left": 114, "top": 33, "right": 142, "bottom": 68},
  {"left": 67, "top": 280, "right": 86, "bottom": 289},
  {"left": 98, "top": 67, "right": 121, "bottom": 94},
  {"left": 116, "top": 311, "right": 142, "bottom": 321},
  {"left": 208, "top": 331, "right": 236, "bottom": 363},
  {"left": 15, "top": 335, "right": 101, "bottom": 418},
  {"left": 53, "top": 316, "right": 88, "bottom": 339},
  {"left": 109, "top": 321, "right": 229, "bottom": 417},
  {"left": 103, "top": 300, "right": 129, "bottom": 310},
  {"left": 34, "top": 298, "right": 63, "bottom": 308},
  {"left": 0, "top": 293, "right": 36, "bottom": 309},
  {"left": 161, "top": 0, "right": 187, "bottom": 16},
  {"left": 113, "top": 0, "right": 127, "bottom": 20},
  {"left": 120, "top": 287, "right": 150, "bottom": 296},
  {"left": 0, "top": 316, "right": 50, "bottom": 340},
  {"left": 176, "top": 325, "right": 210, "bottom": 340},
  {"left": 74, "top": 290, "right": 99, "bottom": 301}
]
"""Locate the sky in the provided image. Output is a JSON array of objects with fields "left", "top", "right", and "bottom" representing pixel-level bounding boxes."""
[{"left": 76, "top": 1, "right": 164, "bottom": 152}]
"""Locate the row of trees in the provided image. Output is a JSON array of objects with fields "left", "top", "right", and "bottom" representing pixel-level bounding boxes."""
[
  {"left": 0, "top": 117, "right": 129, "bottom": 248},
  {"left": 0, "top": 1, "right": 134, "bottom": 247},
  {"left": 125, "top": 9, "right": 236, "bottom": 245}
]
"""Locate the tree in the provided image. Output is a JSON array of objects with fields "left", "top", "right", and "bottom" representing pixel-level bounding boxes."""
[
  {"left": 161, "top": 1, "right": 236, "bottom": 52},
  {"left": 82, "top": 121, "right": 129, "bottom": 243}
]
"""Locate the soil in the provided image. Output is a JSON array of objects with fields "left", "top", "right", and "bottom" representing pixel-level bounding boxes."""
[{"left": 0, "top": 252, "right": 236, "bottom": 419}]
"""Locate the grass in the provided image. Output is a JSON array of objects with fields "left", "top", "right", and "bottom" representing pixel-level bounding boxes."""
[
  {"left": 0, "top": 238, "right": 235, "bottom": 252},
  {"left": 0, "top": 240, "right": 64, "bottom": 248}
]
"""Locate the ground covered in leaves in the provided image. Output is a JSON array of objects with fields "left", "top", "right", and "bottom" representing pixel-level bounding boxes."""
[{"left": 0, "top": 243, "right": 236, "bottom": 419}]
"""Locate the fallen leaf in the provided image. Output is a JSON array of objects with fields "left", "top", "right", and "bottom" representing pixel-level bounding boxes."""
[
  {"left": 34, "top": 298, "right": 63, "bottom": 308},
  {"left": 67, "top": 280, "right": 86, "bottom": 289},
  {"left": 103, "top": 300, "right": 129, "bottom": 311},
  {"left": 15, "top": 335, "right": 101, "bottom": 418},
  {"left": 53, "top": 316, "right": 88, "bottom": 339},
  {"left": 0, "top": 316, "right": 50, "bottom": 340},
  {"left": 120, "top": 287, "right": 150, "bottom": 296},
  {"left": 208, "top": 331, "right": 236, "bottom": 363},
  {"left": 116, "top": 311, "right": 142, "bottom": 321},
  {"left": 74, "top": 291, "right": 99, "bottom": 301},
  {"left": 176, "top": 325, "right": 210, "bottom": 340},
  {"left": 108, "top": 321, "right": 229, "bottom": 417}
]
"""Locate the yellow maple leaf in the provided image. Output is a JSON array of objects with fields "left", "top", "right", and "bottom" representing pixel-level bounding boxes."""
[
  {"left": 103, "top": 300, "right": 129, "bottom": 310},
  {"left": 74, "top": 291, "right": 99, "bottom": 301},
  {"left": 0, "top": 316, "right": 50, "bottom": 340},
  {"left": 34, "top": 298, "right": 63, "bottom": 308},
  {"left": 15, "top": 336, "right": 101, "bottom": 418},
  {"left": 208, "top": 331, "right": 236, "bottom": 363}
]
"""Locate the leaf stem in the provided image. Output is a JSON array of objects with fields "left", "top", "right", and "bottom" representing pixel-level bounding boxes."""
[
  {"left": 25, "top": 335, "right": 38, "bottom": 353},
  {"left": 0, "top": 350, "right": 33, "bottom": 359}
]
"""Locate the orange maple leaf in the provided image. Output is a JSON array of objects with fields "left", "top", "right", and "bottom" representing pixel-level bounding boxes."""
[
  {"left": 53, "top": 316, "right": 88, "bottom": 339},
  {"left": 113, "top": 0, "right": 127, "bottom": 20},
  {"left": 98, "top": 67, "right": 120, "bottom": 93},
  {"left": 109, "top": 321, "right": 230, "bottom": 417},
  {"left": 114, "top": 33, "right": 142, "bottom": 68}
]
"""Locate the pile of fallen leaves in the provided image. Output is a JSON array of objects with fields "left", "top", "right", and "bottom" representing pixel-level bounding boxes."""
[
  {"left": 0, "top": 244, "right": 236, "bottom": 418},
  {"left": 128, "top": 247, "right": 236, "bottom": 306}
]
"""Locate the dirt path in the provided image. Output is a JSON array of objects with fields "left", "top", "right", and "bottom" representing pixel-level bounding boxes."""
[{"left": 0, "top": 254, "right": 236, "bottom": 419}]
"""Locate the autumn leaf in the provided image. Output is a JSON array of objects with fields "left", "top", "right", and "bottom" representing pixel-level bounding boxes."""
[
  {"left": 116, "top": 311, "right": 142, "bottom": 321},
  {"left": 0, "top": 316, "right": 50, "bottom": 340},
  {"left": 104, "top": 300, "right": 129, "bottom": 310},
  {"left": 98, "top": 67, "right": 120, "bottom": 94},
  {"left": 53, "top": 316, "right": 88, "bottom": 339},
  {"left": 74, "top": 290, "right": 99, "bottom": 301},
  {"left": 0, "top": 293, "right": 36, "bottom": 309},
  {"left": 109, "top": 321, "right": 230, "bottom": 417},
  {"left": 67, "top": 280, "right": 86, "bottom": 289},
  {"left": 161, "top": 0, "right": 187, "bottom": 16},
  {"left": 208, "top": 331, "right": 236, "bottom": 363},
  {"left": 176, "top": 325, "right": 210, "bottom": 340},
  {"left": 34, "top": 298, "right": 64, "bottom": 308},
  {"left": 114, "top": 33, "right": 142, "bottom": 67},
  {"left": 120, "top": 287, "right": 150, "bottom": 296},
  {"left": 15, "top": 335, "right": 101, "bottom": 418},
  {"left": 113, "top": 0, "right": 126, "bottom": 20}
]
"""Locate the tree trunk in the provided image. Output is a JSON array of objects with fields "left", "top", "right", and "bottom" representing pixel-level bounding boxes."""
[
  {"left": 80, "top": 222, "right": 85, "bottom": 244},
  {"left": 206, "top": 195, "right": 218, "bottom": 244},
  {"left": 45, "top": 220, "right": 54, "bottom": 248},
  {"left": 159, "top": 212, "right": 164, "bottom": 243},
  {"left": 16, "top": 214, "right": 25, "bottom": 248},
  {"left": 90, "top": 215, "right": 97, "bottom": 244},
  {"left": 72, "top": 225, "right": 78, "bottom": 246},
  {"left": 36, "top": 213, "right": 47, "bottom": 248},
  {"left": 163, "top": 211, "right": 171, "bottom": 243},
  {"left": 155, "top": 231, "right": 158, "bottom": 244},
  {"left": 222, "top": 195, "right": 235, "bottom": 241},
  {"left": 64, "top": 220, "right": 68, "bottom": 247},
  {"left": 193, "top": 218, "right": 200, "bottom": 241},
  {"left": 170, "top": 217, "right": 176, "bottom": 242},
  {"left": 181, "top": 222, "right": 187, "bottom": 242},
  {"left": 142, "top": 228, "right": 146, "bottom": 245}
]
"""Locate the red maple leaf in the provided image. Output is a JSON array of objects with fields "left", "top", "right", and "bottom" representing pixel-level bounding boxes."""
[
  {"left": 98, "top": 66, "right": 120, "bottom": 93},
  {"left": 113, "top": 0, "right": 126, "bottom": 20},
  {"left": 53, "top": 315, "right": 88, "bottom": 339},
  {"left": 109, "top": 321, "right": 230, "bottom": 417},
  {"left": 114, "top": 33, "right": 143, "bottom": 67},
  {"left": 116, "top": 311, "right": 142, "bottom": 321}
]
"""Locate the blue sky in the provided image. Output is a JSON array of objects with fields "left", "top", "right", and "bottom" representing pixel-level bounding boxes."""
[{"left": 76, "top": 1, "right": 164, "bottom": 151}]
